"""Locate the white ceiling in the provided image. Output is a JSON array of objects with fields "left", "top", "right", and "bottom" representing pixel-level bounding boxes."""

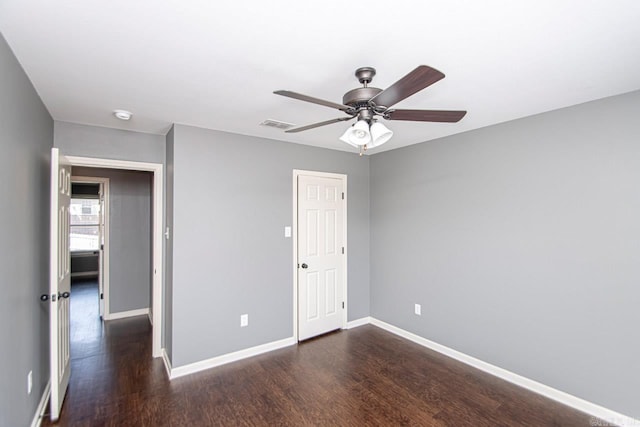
[{"left": 1, "top": 1, "right": 640, "bottom": 154}]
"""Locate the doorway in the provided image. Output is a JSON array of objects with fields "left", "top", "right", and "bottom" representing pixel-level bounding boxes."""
[
  {"left": 293, "top": 170, "right": 348, "bottom": 341},
  {"left": 70, "top": 177, "right": 108, "bottom": 318},
  {"left": 66, "top": 156, "right": 164, "bottom": 358},
  {"left": 72, "top": 167, "right": 153, "bottom": 321},
  {"left": 48, "top": 150, "right": 164, "bottom": 421}
]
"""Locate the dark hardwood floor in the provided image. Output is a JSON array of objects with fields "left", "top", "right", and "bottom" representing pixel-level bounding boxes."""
[{"left": 43, "top": 281, "right": 599, "bottom": 426}]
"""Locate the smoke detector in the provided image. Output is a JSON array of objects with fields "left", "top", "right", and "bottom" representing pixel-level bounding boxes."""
[{"left": 113, "top": 109, "right": 132, "bottom": 121}]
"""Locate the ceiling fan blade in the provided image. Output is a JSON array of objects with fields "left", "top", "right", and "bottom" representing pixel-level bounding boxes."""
[
  {"left": 369, "top": 65, "right": 446, "bottom": 109},
  {"left": 285, "top": 117, "right": 354, "bottom": 133},
  {"left": 386, "top": 109, "right": 467, "bottom": 122},
  {"left": 274, "top": 90, "right": 352, "bottom": 111}
]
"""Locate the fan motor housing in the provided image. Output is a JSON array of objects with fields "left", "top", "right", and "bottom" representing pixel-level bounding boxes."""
[{"left": 342, "top": 87, "right": 383, "bottom": 107}]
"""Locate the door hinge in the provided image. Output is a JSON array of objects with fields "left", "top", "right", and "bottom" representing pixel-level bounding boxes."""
[
  {"left": 342, "top": 192, "right": 344, "bottom": 200},
  {"left": 342, "top": 247, "right": 344, "bottom": 254},
  {"left": 342, "top": 301, "right": 344, "bottom": 309},
  {"left": 100, "top": 244, "right": 104, "bottom": 250},
  {"left": 100, "top": 293, "right": 104, "bottom": 300}
]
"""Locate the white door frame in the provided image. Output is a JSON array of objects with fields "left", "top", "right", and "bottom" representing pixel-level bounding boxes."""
[
  {"left": 67, "top": 156, "right": 164, "bottom": 358},
  {"left": 292, "top": 169, "right": 348, "bottom": 340},
  {"left": 71, "top": 176, "right": 110, "bottom": 318}
]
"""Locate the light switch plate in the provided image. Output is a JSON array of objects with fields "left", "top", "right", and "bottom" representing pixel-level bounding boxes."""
[
  {"left": 284, "top": 226, "right": 291, "bottom": 237},
  {"left": 240, "top": 314, "right": 248, "bottom": 327},
  {"left": 415, "top": 304, "right": 421, "bottom": 316}
]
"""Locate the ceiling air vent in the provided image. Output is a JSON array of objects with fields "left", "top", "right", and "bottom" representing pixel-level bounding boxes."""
[{"left": 260, "top": 119, "right": 295, "bottom": 130}]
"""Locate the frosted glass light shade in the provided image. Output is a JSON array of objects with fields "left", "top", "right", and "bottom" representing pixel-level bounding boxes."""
[
  {"left": 339, "top": 120, "right": 371, "bottom": 146},
  {"left": 369, "top": 121, "right": 393, "bottom": 148},
  {"left": 339, "top": 127, "right": 359, "bottom": 147}
]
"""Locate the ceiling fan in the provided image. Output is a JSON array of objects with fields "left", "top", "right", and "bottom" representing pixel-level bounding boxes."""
[{"left": 274, "top": 65, "right": 466, "bottom": 154}]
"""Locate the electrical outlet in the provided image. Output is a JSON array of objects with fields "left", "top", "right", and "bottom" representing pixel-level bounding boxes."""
[
  {"left": 27, "top": 371, "right": 32, "bottom": 395},
  {"left": 414, "top": 304, "right": 421, "bottom": 316},
  {"left": 240, "top": 314, "right": 248, "bottom": 327}
]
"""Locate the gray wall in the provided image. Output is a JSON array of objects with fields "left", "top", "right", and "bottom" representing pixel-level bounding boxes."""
[
  {"left": 164, "top": 126, "right": 174, "bottom": 360},
  {"left": 0, "top": 33, "right": 53, "bottom": 427},
  {"left": 71, "top": 253, "right": 99, "bottom": 276},
  {"left": 54, "top": 121, "right": 165, "bottom": 164},
  {"left": 370, "top": 90, "right": 640, "bottom": 418},
  {"left": 73, "top": 167, "right": 153, "bottom": 314},
  {"left": 170, "top": 125, "right": 370, "bottom": 367}
]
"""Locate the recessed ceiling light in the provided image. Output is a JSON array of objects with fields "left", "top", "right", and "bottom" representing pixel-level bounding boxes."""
[{"left": 113, "top": 109, "right": 132, "bottom": 120}]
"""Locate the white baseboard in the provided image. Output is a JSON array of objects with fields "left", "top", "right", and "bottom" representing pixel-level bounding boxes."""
[
  {"left": 158, "top": 314, "right": 637, "bottom": 425},
  {"left": 170, "top": 337, "right": 296, "bottom": 379},
  {"left": 346, "top": 316, "right": 371, "bottom": 329},
  {"left": 30, "top": 380, "right": 50, "bottom": 427},
  {"left": 148, "top": 309, "right": 153, "bottom": 325},
  {"left": 369, "top": 317, "right": 639, "bottom": 427},
  {"left": 161, "top": 348, "right": 172, "bottom": 378},
  {"left": 70, "top": 271, "right": 99, "bottom": 278},
  {"left": 104, "top": 308, "right": 149, "bottom": 321}
]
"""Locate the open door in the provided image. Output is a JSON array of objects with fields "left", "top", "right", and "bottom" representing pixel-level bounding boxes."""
[
  {"left": 98, "top": 183, "right": 105, "bottom": 318},
  {"left": 49, "top": 147, "right": 71, "bottom": 421},
  {"left": 70, "top": 175, "right": 109, "bottom": 318}
]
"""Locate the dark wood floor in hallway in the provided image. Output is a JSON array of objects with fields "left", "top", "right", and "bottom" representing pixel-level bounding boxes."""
[{"left": 43, "top": 280, "right": 597, "bottom": 426}]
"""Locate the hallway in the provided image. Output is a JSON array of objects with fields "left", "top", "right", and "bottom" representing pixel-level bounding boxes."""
[
  {"left": 41, "top": 280, "right": 165, "bottom": 426},
  {"left": 68, "top": 279, "right": 104, "bottom": 358}
]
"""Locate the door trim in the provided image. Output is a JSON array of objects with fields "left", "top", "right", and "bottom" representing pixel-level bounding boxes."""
[
  {"left": 292, "top": 169, "right": 348, "bottom": 341},
  {"left": 66, "top": 156, "right": 164, "bottom": 358},
  {"left": 71, "top": 175, "right": 110, "bottom": 318}
]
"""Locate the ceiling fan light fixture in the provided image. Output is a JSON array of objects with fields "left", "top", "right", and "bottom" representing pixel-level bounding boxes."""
[
  {"left": 369, "top": 121, "right": 393, "bottom": 148},
  {"left": 274, "top": 65, "right": 465, "bottom": 155}
]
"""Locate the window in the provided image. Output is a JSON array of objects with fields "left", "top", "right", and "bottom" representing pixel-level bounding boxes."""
[{"left": 70, "top": 198, "right": 101, "bottom": 251}]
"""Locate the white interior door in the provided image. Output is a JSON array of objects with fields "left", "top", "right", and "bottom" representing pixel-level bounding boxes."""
[
  {"left": 49, "top": 148, "right": 71, "bottom": 421},
  {"left": 297, "top": 174, "right": 345, "bottom": 341},
  {"left": 98, "top": 183, "right": 105, "bottom": 317}
]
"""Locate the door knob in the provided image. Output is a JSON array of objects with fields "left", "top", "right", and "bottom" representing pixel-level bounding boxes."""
[
  {"left": 41, "top": 293, "right": 70, "bottom": 301},
  {"left": 301, "top": 263, "right": 308, "bottom": 269}
]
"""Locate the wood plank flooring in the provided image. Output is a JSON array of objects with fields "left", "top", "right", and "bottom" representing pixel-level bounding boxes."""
[{"left": 43, "top": 281, "right": 599, "bottom": 426}]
